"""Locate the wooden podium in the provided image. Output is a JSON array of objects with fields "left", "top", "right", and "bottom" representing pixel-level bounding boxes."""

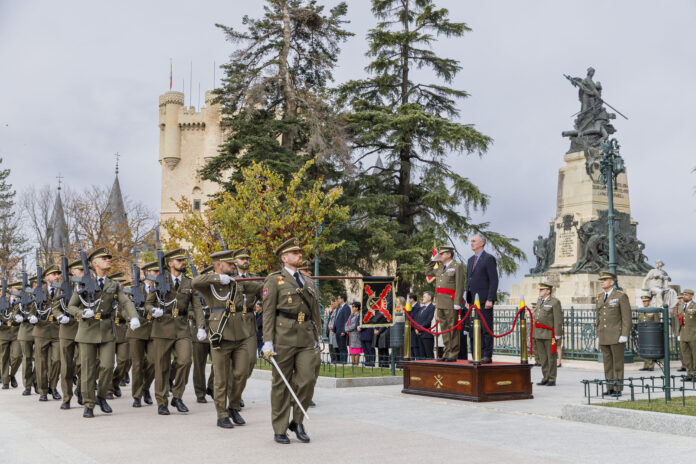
[{"left": 401, "top": 359, "right": 533, "bottom": 402}]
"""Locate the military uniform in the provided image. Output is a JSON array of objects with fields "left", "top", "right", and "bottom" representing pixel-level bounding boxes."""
[
  {"left": 677, "top": 290, "right": 696, "bottom": 378},
  {"left": 425, "top": 246, "right": 465, "bottom": 361},
  {"left": 67, "top": 248, "right": 139, "bottom": 416},
  {"left": 0, "top": 287, "right": 22, "bottom": 388},
  {"left": 190, "top": 265, "right": 214, "bottom": 402},
  {"left": 109, "top": 274, "right": 131, "bottom": 397},
  {"left": 53, "top": 259, "right": 82, "bottom": 407},
  {"left": 637, "top": 295, "right": 659, "bottom": 370},
  {"left": 33, "top": 269, "right": 62, "bottom": 400},
  {"left": 15, "top": 286, "right": 36, "bottom": 394},
  {"left": 145, "top": 249, "right": 203, "bottom": 414},
  {"left": 126, "top": 275, "right": 155, "bottom": 407},
  {"left": 262, "top": 238, "right": 321, "bottom": 442},
  {"left": 192, "top": 250, "right": 257, "bottom": 426},
  {"left": 532, "top": 283, "right": 562, "bottom": 385},
  {"left": 595, "top": 272, "right": 632, "bottom": 394}
]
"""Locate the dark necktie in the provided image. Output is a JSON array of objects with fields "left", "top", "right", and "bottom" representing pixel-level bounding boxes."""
[
  {"left": 98, "top": 278, "right": 104, "bottom": 290},
  {"left": 50, "top": 288, "right": 55, "bottom": 299},
  {"left": 472, "top": 254, "right": 479, "bottom": 271},
  {"left": 603, "top": 293, "right": 608, "bottom": 302},
  {"left": 293, "top": 272, "right": 303, "bottom": 289},
  {"left": 174, "top": 277, "right": 180, "bottom": 290}
]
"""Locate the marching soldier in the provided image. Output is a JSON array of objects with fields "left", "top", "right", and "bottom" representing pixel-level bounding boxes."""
[
  {"left": 126, "top": 261, "right": 156, "bottom": 407},
  {"left": 638, "top": 295, "right": 659, "bottom": 371},
  {"left": 110, "top": 273, "right": 131, "bottom": 398},
  {"left": 299, "top": 263, "right": 320, "bottom": 408},
  {"left": 595, "top": 271, "right": 631, "bottom": 397},
  {"left": 677, "top": 289, "right": 696, "bottom": 380},
  {"left": 426, "top": 245, "right": 465, "bottom": 362},
  {"left": 54, "top": 259, "right": 83, "bottom": 409},
  {"left": 191, "top": 264, "right": 214, "bottom": 403},
  {"left": 262, "top": 238, "right": 320, "bottom": 444},
  {"left": 532, "top": 283, "right": 562, "bottom": 386},
  {"left": 0, "top": 282, "right": 22, "bottom": 389},
  {"left": 192, "top": 249, "right": 256, "bottom": 429},
  {"left": 67, "top": 247, "right": 140, "bottom": 418},
  {"left": 15, "top": 279, "right": 36, "bottom": 396},
  {"left": 33, "top": 266, "right": 62, "bottom": 401},
  {"left": 145, "top": 248, "right": 203, "bottom": 415}
]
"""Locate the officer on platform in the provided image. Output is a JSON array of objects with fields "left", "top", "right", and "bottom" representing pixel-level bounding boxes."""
[{"left": 532, "top": 283, "right": 562, "bottom": 386}]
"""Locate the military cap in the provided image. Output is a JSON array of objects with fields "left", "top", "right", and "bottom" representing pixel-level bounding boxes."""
[
  {"left": 233, "top": 247, "right": 250, "bottom": 259},
  {"left": 539, "top": 282, "right": 553, "bottom": 290},
  {"left": 275, "top": 237, "right": 302, "bottom": 256},
  {"left": 88, "top": 247, "right": 112, "bottom": 262},
  {"left": 678, "top": 292, "right": 684, "bottom": 298},
  {"left": 8, "top": 281, "right": 22, "bottom": 289},
  {"left": 640, "top": 296, "right": 652, "bottom": 302},
  {"left": 437, "top": 244, "right": 454, "bottom": 254},
  {"left": 211, "top": 250, "right": 235, "bottom": 263},
  {"left": 684, "top": 289, "right": 695, "bottom": 295},
  {"left": 29, "top": 275, "right": 37, "bottom": 283},
  {"left": 109, "top": 272, "right": 125, "bottom": 280},
  {"left": 598, "top": 270, "right": 617, "bottom": 281},
  {"left": 201, "top": 265, "right": 213, "bottom": 275},
  {"left": 68, "top": 259, "right": 83, "bottom": 270},
  {"left": 44, "top": 265, "right": 61, "bottom": 276},
  {"left": 141, "top": 261, "right": 159, "bottom": 272},
  {"left": 164, "top": 248, "right": 186, "bottom": 261}
]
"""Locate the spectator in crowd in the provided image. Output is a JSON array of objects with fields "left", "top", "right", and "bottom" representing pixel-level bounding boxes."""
[
  {"left": 416, "top": 291, "right": 436, "bottom": 359},
  {"left": 255, "top": 301, "right": 263, "bottom": 357},
  {"left": 326, "top": 297, "right": 339, "bottom": 362},
  {"left": 345, "top": 302, "right": 363, "bottom": 366},
  {"left": 465, "top": 233, "right": 499, "bottom": 364},
  {"left": 333, "top": 294, "right": 350, "bottom": 363},
  {"left": 408, "top": 293, "right": 421, "bottom": 358}
]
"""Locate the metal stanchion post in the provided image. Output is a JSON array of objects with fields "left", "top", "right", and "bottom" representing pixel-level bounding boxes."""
[
  {"left": 472, "top": 293, "right": 482, "bottom": 366},
  {"left": 519, "top": 296, "right": 528, "bottom": 364}
]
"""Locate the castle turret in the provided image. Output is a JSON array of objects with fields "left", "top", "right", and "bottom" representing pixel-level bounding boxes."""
[
  {"left": 159, "top": 91, "right": 185, "bottom": 169},
  {"left": 104, "top": 164, "right": 128, "bottom": 243}
]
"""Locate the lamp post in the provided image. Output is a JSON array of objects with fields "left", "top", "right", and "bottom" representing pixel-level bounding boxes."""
[{"left": 596, "top": 138, "right": 625, "bottom": 288}]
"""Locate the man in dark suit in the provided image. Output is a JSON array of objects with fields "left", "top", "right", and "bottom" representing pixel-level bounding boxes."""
[
  {"left": 465, "top": 233, "right": 499, "bottom": 364},
  {"left": 415, "top": 292, "right": 436, "bottom": 359},
  {"left": 407, "top": 293, "right": 421, "bottom": 358},
  {"left": 332, "top": 294, "right": 350, "bottom": 363}
]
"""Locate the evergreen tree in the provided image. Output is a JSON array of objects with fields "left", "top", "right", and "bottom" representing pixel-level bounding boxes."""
[
  {"left": 0, "top": 158, "right": 29, "bottom": 273},
  {"left": 202, "top": 0, "right": 353, "bottom": 191},
  {"left": 335, "top": 0, "right": 524, "bottom": 292}
]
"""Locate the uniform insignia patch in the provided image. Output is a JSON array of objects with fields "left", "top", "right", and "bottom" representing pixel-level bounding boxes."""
[
  {"left": 277, "top": 276, "right": 284, "bottom": 285},
  {"left": 263, "top": 288, "right": 268, "bottom": 299}
]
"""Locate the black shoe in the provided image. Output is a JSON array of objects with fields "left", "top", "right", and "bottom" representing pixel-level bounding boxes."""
[
  {"left": 119, "top": 379, "right": 127, "bottom": 387},
  {"left": 113, "top": 385, "right": 122, "bottom": 398},
  {"left": 545, "top": 381, "right": 556, "bottom": 386},
  {"left": 481, "top": 357, "right": 492, "bottom": 364},
  {"left": 76, "top": 390, "right": 83, "bottom": 405},
  {"left": 48, "top": 388, "right": 53, "bottom": 395},
  {"left": 289, "top": 420, "right": 310, "bottom": 443},
  {"left": 106, "top": 393, "right": 114, "bottom": 400},
  {"left": 206, "top": 387, "right": 214, "bottom": 399},
  {"left": 52, "top": 390, "right": 62, "bottom": 400},
  {"left": 217, "top": 417, "right": 234, "bottom": 429},
  {"left": 158, "top": 405, "right": 170, "bottom": 415},
  {"left": 39, "top": 395, "right": 48, "bottom": 401},
  {"left": 678, "top": 367, "right": 687, "bottom": 372},
  {"left": 612, "top": 391, "right": 622, "bottom": 398},
  {"left": 240, "top": 399, "right": 245, "bottom": 408},
  {"left": 124, "top": 372, "right": 130, "bottom": 384},
  {"left": 274, "top": 434, "right": 290, "bottom": 444},
  {"left": 132, "top": 398, "right": 142, "bottom": 408},
  {"left": 536, "top": 380, "right": 548, "bottom": 386},
  {"left": 33, "top": 382, "right": 38, "bottom": 394},
  {"left": 22, "top": 388, "right": 31, "bottom": 396},
  {"left": 602, "top": 389, "right": 614, "bottom": 396},
  {"left": 171, "top": 397, "right": 189, "bottom": 413},
  {"left": 646, "top": 368, "right": 654, "bottom": 372},
  {"left": 60, "top": 401, "right": 70, "bottom": 410},
  {"left": 1, "top": 384, "right": 8, "bottom": 390},
  {"left": 10, "top": 376, "right": 17, "bottom": 388},
  {"left": 228, "top": 408, "right": 245, "bottom": 425},
  {"left": 197, "top": 397, "right": 207, "bottom": 404},
  {"left": 309, "top": 400, "right": 316, "bottom": 408},
  {"left": 83, "top": 407, "right": 94, "bottom": 418},
  {"left": 97, "top": 396, "right": 112, "bottom": 413},
  {"left": 143, "top": 389, "right": 153, "bottom": 405},
  {"left": 72, "top": 376, "right": 78, "bottom": 386}
]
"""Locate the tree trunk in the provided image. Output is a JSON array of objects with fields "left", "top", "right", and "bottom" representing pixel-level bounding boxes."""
[{"left": 279, "top": 0, "right": 298, "bottom": 152}]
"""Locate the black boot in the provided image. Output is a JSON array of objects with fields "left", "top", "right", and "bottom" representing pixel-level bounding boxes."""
[
  {"left": 240, "top": 399, "right": 245, "bottom": 408},
  {"left": 158, "top": 404, "right": 170, "bottom": 415},
  {"left": 206, "top": 387, "right": 214, "bottom": 399},
  {"left": 96, "top": 396, "right": 112, "bottom": 413},
  {"left": 171, "top": 397, "right": 189, "bottom": 413},
  {"left": 289, "top": 420, "right": 310, "bottom": 443},
  {"left": 22, "top": 387, "right": 31, "bottom": 396},
  {"left": 60, "top": 400, "right": 71, "bottom": 410},
  {"left": 197, "top": 396, "right": 207, "bottom": 403},
  {"left": 132, "top": 398, "right": 142, "bottom": 408},
  {"left": 76, "top": 390, "right": 83, "bottom": 405},
  {"left": 113, "top": 385, "right": 122, "bottom": 398},
  {"left": 10, "top": 376, "right": 17, "bottom": 388},
  {"left": 38, "top": 394, "right": 48, "bottom": 401},
  {"left": 217, "top": 417, "right": 234, "bottom": 429},
  {"left": 83, "top": 407, "right": 94, "bottom": 418},
  {"left": 228, "top": 408, "right": 246, "bottom": 425},
  {"left": 274, "top": 434, "right": 290, "bottom": 444},
  {"left": 52, "top": 389, "right": 62, "bottom": 400},
  {"left": 143, "top": 389, "right": 153, "bottom": 405},
  {"left": 124, "top": 372, "right": 130, "bottom": 384}
]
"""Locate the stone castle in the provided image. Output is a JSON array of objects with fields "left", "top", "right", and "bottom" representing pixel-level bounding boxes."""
[{"left": 157, "top": 90, "right": 222, "bottom": 225}]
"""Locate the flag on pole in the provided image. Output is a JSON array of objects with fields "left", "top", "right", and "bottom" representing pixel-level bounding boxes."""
[{"left": 169, "top": 60, "right": 173, "bottom": 90}]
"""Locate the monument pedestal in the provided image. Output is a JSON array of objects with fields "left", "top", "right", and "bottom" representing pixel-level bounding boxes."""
[{"left": 401, "top": 360, "right": 533, "bottom": 402}]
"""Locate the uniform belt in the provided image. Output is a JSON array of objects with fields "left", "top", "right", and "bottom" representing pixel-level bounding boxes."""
[
  {"left": 435, "top": 287, "right": 456, "bottom": 300},
  {"left": 277, "top": 310, "right": 311, "bottom": 321},
  {"left": 163, "top": 309, "right": 188, "bottom": 316},
  {"left": 210, "top": 306, "right": 245, "bottom": 313}
]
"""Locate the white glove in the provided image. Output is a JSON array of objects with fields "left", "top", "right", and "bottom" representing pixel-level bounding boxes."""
[
  {"left": 197, "top": 328, "right": 207, "bottom": 341},
  {"left": 262, "top": 341, "right": 275, "bottom": 360},
  {"left": 82, "top": 309, "right": 94, "bottom": 319},
  {"left": 454, "top": 305, "right": 461, "bottom": 310},
  {"left": 29, "top": 315, "right": 38, "bottom": 324},
  {"left": 618, "top": 335, "right": 628, "bottom": 344},
  {"left": 59, "top": 315, "right": 70, "bottom": 324},
  {"left": 152, "top": 308, "right": 164, "bottom": 318},
  {"left": 678, "top": 336, "right": 681, "bottom": 341},
  {"left": 129, "top": 318, "right": 141, "bottom": 330},
  {"left": 14, "top": 314, "right": 23, "bottom": 323},
  {"left": 218, "top": 274, "right": 232, "bottom": 285}
]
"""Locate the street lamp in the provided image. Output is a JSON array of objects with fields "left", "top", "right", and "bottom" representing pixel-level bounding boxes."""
[{"left": 596, "top": 137, "right": 625, "bottom": 288}]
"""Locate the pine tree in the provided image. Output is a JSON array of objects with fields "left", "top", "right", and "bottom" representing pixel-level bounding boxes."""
[
  {"left": 335, "top": 0, "right": 524, "bottom": 292},
  {"left": 0, "top": 158, "right": 29, "bottom": 273},
  {"left": 202, "top": 0, "right": 353, "bottom": 191}
]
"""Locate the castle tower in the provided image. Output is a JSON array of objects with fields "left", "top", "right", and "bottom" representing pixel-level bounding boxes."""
[
  {"left": 158, "top": 89, "right": 222, "bottom": 227},
  {"left": 103, "top": 161, "right": 129, "bottom": 250},
  {"left": 45, "top": 180, "right": 69, "bottom": 264}
]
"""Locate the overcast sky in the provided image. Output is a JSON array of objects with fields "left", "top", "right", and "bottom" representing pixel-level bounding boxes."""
[{"left": 1, "top": 0, "right": 694, "bottom": 292}]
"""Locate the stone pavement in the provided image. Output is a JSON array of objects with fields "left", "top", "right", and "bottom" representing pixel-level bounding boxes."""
[{"left": 1, "top": 358, "right": 693, "bottom": 464}]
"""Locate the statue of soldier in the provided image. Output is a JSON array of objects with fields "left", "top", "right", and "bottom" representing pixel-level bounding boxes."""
[{"left": 642, "top": 260, "right": 671, "bottom": 308}]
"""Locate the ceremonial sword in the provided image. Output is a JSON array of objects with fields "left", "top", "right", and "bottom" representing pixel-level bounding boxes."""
[{"left": 269, "top": 356, "right": 310, "bottom": 421}]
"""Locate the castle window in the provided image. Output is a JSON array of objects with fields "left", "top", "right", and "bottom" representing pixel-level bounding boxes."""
[{"left": 193, "top": 199, "right": 201, "bottom": 211}]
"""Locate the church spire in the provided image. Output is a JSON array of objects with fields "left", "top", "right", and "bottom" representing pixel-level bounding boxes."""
[
  {"left": 104, "top": 155, "right": 128, "bottom": 236},
  {"left": 47, "top": 174, "right": 69, "bottom": 253}
]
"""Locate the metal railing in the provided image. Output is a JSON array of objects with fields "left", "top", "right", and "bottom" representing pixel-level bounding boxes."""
[{"left": 581, "top": 375, "right": 696, "bottom": 407}]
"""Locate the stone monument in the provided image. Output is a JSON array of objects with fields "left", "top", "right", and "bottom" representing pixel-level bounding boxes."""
[
  {"left": 510, "top": 67, "right": 651, "bottom": 305},
  {"left": 641, "top": 260, "right": 679, "bottom": 309}
]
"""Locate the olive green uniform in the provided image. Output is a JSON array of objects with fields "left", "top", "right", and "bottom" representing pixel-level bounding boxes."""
[
  {"left": 532, "top": 296, "right": 562, "bottom": 383},
  {"left": 192, "top": 273, "right": 257, "bottom": 420},
  {"left": 234, "top": 271, "right": 263, "bottom": 386},
  {"left": 0, "top": 301, "right": 21, "bottom": 386},
  {"left": 145, "top": 273, "right": 203, "bottom": 408},
  {"left": 638, "top": 305, "right": 660, "bottom": 369},
  {"left": 190, "top": 302, "right": 214, "bottom": 399},
  {"left": 127, "top": 282, "right": 155, "bottom": 401},
  {"left": 32, "top": 288, "right": 61, "bottom": 396},
  {"left": 16, "top": 300, "right": 35, "bottom": 390},
  {"left": 52, "top": 291, "right": 80, "bottom": 403},
  {"left": 112, "top": 306, "right": 131, "bottom": 391},
  {"left": 596, "top": 288, "right": 632, "bottom": 392},
  {"left": 426, "top": 259, "right": 466, "bottom": 360},
  {"left": 677, "top": 300, "right": 696, "bottom": 375},
  {"left": 262, "top": 268, "right": 321, "bottom": 434},
  {"left": 68, "top": 276, "right": 138, "bottom": 409}
]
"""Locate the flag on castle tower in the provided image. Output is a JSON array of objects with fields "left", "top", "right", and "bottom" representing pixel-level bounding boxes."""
[{"left": 169, "top": 60, "right": 173, "bottom": 90}]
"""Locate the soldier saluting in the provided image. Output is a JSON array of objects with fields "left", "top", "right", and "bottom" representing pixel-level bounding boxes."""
[
  {"left": 67, "top": 247, "right": 140, "bottom": 418},
  {"left": 532, "top": 283, "right": 562, "bottom": 386},
  {"left": 262, "top": 238, "right": 320, "bottom": 444}
]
